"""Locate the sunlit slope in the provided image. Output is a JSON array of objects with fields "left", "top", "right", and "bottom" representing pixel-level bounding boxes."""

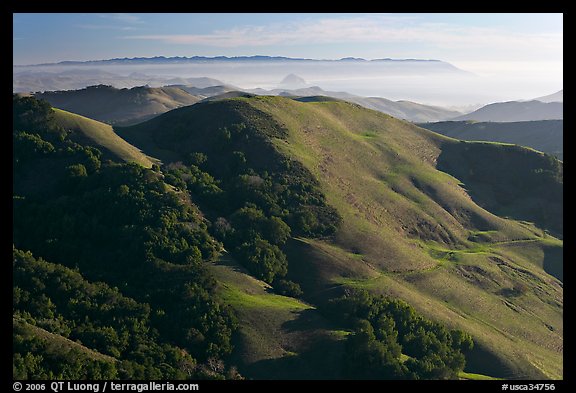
[
  {"left": 53, "top": 108, "right": 157, "bottom": 167},
  {"left": 243, "top": 97, "right": 562, "bottom": 379},
  {"left": 209, "top": 254, "right": 347, "bottom": 379},
  {"left": 121, "top": 96, "right": 562, "bottom": 379},
  {"left": 13, "top": 317, "right": 117, "bottom": 365}
]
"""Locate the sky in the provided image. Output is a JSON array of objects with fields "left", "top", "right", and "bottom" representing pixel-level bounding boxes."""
[{"left": 12, "top": 13, "right": 563, "bottom": 104}]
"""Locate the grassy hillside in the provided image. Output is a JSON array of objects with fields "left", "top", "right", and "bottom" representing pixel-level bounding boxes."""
[
  {"left": 247, "top": 85, "right": 462, "bottom": 122},
  {"left": 37, "top": 85, "right": 201, "bottom": 125},
  {"left": 209, "top": 253, "right": 347, "bottom": 379},
  {"left": 120, "top": 96, "right": 562, "bottom": 379},
  {"left": 52, "top": 108, "right": 157, "bottom": 167},
  {"left": 417, "top": 120, "right": 563, "bottom": 160},
  {"left": 14, "top": 317, "right": 117, "bottom": 364}
]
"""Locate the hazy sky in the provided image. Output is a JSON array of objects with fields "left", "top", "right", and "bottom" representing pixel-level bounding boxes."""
[{"left": 13, "top": 13, "right": 563, "bottom": 103}]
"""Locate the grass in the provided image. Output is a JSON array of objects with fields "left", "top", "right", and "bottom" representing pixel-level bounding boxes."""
[
  {"left": 458, "top": 371, "right": 503, "bottom": 380},
  {"left": 209, "top": 254, "right": 311, "bottom": 310},
  {"left": 53, "top": 108, "right": 158, "bottom": 167},
  {"left": 208, "top": 253, "right": 347, "bottom": 379}
]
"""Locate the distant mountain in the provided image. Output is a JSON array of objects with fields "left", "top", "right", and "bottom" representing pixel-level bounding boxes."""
[
  {"left": 453, "top": 100, "right": 563, "bottom": 122},
  {"left": 279, "top": 74, "right": 308, "bottom": 89},
  {"left": 418, "top": 120, "right": 563, "bottom": 160},
  {"left": 19, "top": 55, "right": 463, "bottom": 68},
  {"left": 35, "top": 84, "right": 202, "bottom": 125},
  {"left": 532, "top": 90, "right": 563, "bottom": 103}
]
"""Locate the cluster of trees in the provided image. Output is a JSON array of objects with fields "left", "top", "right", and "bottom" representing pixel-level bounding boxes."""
[
  {"left": 161, "top": 111, "right": 341, "bottom": 295},
  {"left": 14, "top": 249, "right": 192, "bottom": 379},
  {"left": 327, "top": 290, "right": 474, "bottom": 379},
  {"left": 13, "top": 96, "right": 238, "bottom": 379},
  {"left": 14, "top": 325, "right": 119, "bottom": 380},
  {"left": 163, "top": 158, "right": 338, "bottom": 296}
]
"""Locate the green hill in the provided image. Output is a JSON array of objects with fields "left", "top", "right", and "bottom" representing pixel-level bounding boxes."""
[
  {"left": 118, "top": 96, "right": 562, "bottom": 379},
  {"left": 36, "top": 85, "right": 201, "bottom": 126},
  {"left": 52, "top": 108, "right": 157, "bottom": 167},
  {"left": 417, "top": 120, "right": 563, "bottom": 160}
]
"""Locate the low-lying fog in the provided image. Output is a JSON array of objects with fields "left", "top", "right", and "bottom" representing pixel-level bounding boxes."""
[{"left": 13, "top": 60, "right": 562, "bottom": 109}]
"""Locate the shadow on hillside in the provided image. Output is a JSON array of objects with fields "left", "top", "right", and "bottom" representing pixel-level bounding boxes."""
[
  {"left": 542, "top": 246, "right": 563, "bottom": 282},
  {"left": 436, "top": 141, "right": 563, "bottom": 239},
  {"left": 239, "top": 332, "right": 345, "bottom": 380},
  {"left": 464, "top": 342, "right": 531, "bottom": 380}
]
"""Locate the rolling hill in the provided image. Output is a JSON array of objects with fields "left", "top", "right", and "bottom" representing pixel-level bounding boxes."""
[
  {"left": 247, "top": 86, "right": 462, "bottom": 122},
  {"left": 117, "top": 96, "right": 562, "bottom": 379},
  {"left": 452, "top": 100, "right": 563, "bottom": 122},
  {"left": 52, "top": 108, "right": 157, "bottom": 167},
  {"left": 417, "top": 120, "right": 563, "bottom": 160},
  {"left": 35, "top": 84, "right": 202, "bottom": 126}
]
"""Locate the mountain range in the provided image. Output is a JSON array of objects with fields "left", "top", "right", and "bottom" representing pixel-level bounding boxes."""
[{"left": 18, "top": 55, "right": 466, "bottom": 69}]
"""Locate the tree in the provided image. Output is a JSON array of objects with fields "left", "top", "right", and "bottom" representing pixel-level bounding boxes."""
[
  {"left": 343, "top": 319, "right": 407, "bottom": 379},
  {"left": 66, "top": 164, "right": 87, "bottom": 178},
  {"left": 187, "top": 152, "right": 207, "bottom": 167},
  {"left": 264, "top": 216, "right": 291, "bottom": 246},
  {"left": 273, "top": 279, "right": 303, "bottom": 297},
  {"left": 235, "top": 238, "right": 287, "bottom": 283}
]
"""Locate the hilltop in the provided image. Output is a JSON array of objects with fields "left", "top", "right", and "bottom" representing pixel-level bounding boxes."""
[
  {"left": 247, "top": 86, "right": 462, "bottom": 122},
  {"left": 35, "top": 84, "right": 202, "bottom": 125},
  {"left": 52, "top": 108, "right": 157, "bottom": 167}
]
